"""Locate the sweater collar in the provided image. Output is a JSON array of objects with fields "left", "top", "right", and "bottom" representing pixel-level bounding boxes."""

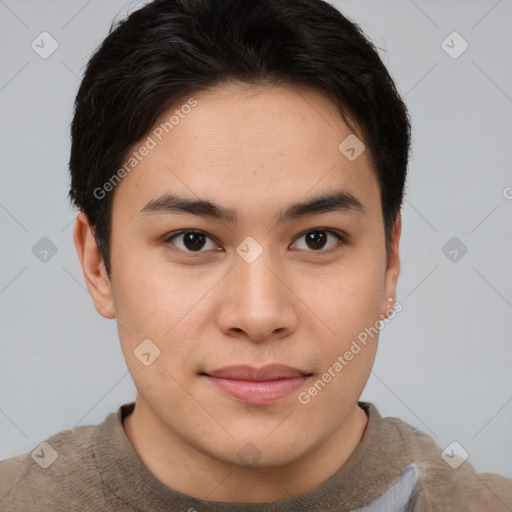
[{"left": 94, "top": 401, "right": 413, "bottom": 511}]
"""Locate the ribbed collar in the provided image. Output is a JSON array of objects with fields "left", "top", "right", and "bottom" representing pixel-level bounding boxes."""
[{"left": 94, "top": 401, "right": 412, "bottom": 511}]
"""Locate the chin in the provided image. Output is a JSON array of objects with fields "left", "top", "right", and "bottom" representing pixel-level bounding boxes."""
[{"left": 203, "top": 431, "right": 310, "bottom": 470}]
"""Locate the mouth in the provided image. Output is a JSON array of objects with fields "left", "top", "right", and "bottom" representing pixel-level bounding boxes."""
[{"left": 200, "top": 364, "right": 312, "bottom": 405}]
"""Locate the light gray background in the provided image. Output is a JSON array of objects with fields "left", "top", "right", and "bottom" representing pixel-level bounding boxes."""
[{"left": 1, "top": 0, "right": 511, "bottom": 480}]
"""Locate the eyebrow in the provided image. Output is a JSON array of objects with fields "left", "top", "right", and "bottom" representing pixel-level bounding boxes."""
[{"left": 139, "top": 189, "right": 366, "bottom": 224}]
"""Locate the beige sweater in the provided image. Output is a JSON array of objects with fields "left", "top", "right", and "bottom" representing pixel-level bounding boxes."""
[{"left": 1, "top": 401, "right": 511, "bottom": 511}]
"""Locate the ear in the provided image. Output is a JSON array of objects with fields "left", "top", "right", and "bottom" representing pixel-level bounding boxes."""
[
  {"left": 73, "top": 211, "right": 116, "bottom": 319},
  {"left": 380, "top": 213, "right": 401, "bottom": 319}
]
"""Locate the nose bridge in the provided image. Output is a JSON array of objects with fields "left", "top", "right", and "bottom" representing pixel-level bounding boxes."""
[
  {"left": 235, "top": 240, "right": 282, "bottom": 304},
  {"left": 217, "top": 237, "right": 296, "bottom": 341}
]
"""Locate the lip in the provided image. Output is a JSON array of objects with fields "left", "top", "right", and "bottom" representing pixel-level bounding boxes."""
[{"left": 201, "top": 364, "right": 311, "bottom": 405}]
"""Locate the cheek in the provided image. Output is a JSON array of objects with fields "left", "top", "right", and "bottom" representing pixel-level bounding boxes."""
[
  {"left": 319, "top": 259, "right": 385, "bottom": 326},
  {"left": 110, "top": 251, "right": 207, "bottom": 375},
  {"left": 302, "top": 301, "right": 379, "bottom": 406},
  {"left": 110, "top": 244, "right": 183, "bottom": 329},
  {"left": 313, "top": 257, "right": 384, "bottom": 379},
  {"left": 295, "top": 336, "right": 377, "bottom": 439}
]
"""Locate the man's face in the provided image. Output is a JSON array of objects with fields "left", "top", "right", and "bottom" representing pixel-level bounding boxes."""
[{"left": 98, "top": 84, "right": 400, "bottom": 467}]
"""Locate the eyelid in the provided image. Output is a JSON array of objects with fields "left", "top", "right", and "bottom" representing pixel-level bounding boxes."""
[
  {"left": 163, "top": 228, "right": 347, "bottom": 254},
  {"left": 295, "top": 227, "right": 347, "bottom": 243},
  {"left": 291, "top": 228, "right": 346, "bottom": 251},
  {"left": 163, "top": 229, "right": 221, "bottom": 254}
]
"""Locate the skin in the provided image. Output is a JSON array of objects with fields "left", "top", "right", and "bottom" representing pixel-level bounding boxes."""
[{"left": 74, "top": 82, "right": 401, "bottom": 502}]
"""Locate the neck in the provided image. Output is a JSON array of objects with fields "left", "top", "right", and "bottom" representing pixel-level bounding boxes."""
[{"left": 123, "top": 398, "right": 368, "bottom": 503}]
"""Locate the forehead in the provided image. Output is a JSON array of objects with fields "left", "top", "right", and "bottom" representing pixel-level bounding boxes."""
[{"left": 112, "top": 83, "right": 381, "bottom": 223}]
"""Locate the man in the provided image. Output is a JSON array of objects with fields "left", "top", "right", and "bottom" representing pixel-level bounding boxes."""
[{"left": 1, "top": 0, "right": 511, "bottom": 510}]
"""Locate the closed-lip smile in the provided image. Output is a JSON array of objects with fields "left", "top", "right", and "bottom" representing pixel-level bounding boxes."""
[{"left": 201, "top": 364, "right": 312, "bottom": 405}]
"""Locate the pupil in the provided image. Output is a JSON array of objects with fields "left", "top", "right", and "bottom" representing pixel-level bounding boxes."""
[
  {"left": 307, "top": 231, "right": 326, "bottom": 250},
  {"left": 184, "top": 232, "right": 205, "bottom": 251},
  {"left": 181, "top": 231, "right": 327, "bottom": 252}
]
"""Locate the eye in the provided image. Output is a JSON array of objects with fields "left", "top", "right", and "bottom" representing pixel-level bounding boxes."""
[
  {"left": 164, "top": 230, "right": 219, "bottom": 253},
  {"left": 164, "top": 228, "right": 345, "bottom": 254},
  {"left": 291, "top": 229, "right": 345, "bottom": 252}
]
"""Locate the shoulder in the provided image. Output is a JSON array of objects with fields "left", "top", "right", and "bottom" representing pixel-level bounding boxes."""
[
  {"left": 379, "top": 412, "right": 512, "bottom": 511},
  {"left": 0, "top": 423, "right": 106, "bottom": 511}
]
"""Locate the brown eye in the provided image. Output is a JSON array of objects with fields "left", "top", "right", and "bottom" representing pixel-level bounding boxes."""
[
  {"left": 164, "top": 228, "right": 345, "bottom": 255},
  {"left": 165, "top": 230, "right": 217, "bottom": 252},
  {"left": 292, "top": 229, "right": 344, "bottom": 252}
]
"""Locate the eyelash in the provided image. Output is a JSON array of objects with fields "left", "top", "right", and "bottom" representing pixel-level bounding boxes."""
[{"left": 163, "top": 228, "right": 347, "bottom": 255}]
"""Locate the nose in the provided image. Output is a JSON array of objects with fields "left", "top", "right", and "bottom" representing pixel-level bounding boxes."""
[{"left": 215, "top": 247, "right": 299, "bottom": 343}]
